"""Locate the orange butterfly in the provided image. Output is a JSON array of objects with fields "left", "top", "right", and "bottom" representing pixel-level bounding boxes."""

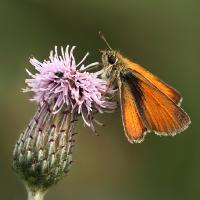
[{"left": 99, "top": 32, "right": 191, "bottom": 143}]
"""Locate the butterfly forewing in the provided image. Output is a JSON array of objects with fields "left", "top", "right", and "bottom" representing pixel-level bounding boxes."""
[
  {"left": 119, "top": 69, "right": 190, "bottom": 139},
  {"left": 117, "top": 53, "right": 182, "bottom": 104}
]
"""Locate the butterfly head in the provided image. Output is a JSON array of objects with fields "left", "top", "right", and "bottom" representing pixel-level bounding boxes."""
[
  {"left": 100, "top": 49, "right": 118, "bottom": 67},
  {"left": 98, "top": 31, "right": 120, "bottom": 80}
]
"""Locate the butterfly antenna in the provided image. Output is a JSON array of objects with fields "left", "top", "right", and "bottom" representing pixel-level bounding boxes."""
[{"left": 99, "top": 31, "right": 113, "bottom": 50}]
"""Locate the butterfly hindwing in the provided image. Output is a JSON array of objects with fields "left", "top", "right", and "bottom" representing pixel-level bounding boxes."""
[{"left": 119, "top": 80, "right": 147, "bottom": 143}]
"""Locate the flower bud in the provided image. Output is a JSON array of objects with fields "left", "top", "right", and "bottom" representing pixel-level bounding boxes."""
[{"left": 13, "top": 101, "right": 76, "bottom": 193}]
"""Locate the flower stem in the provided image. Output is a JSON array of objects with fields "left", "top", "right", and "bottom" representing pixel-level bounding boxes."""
[{"left": 26, "top": 186, "right": 46, "bottom": 200}]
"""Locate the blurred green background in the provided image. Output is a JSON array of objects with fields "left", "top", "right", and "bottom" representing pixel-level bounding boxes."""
[{"left": 0, "top": 0, "right": 199, "bottom": 199}]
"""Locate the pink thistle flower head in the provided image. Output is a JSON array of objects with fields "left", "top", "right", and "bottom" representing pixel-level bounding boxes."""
[{"left": 24, "top": 46, "right": 116, "bottom": 129}]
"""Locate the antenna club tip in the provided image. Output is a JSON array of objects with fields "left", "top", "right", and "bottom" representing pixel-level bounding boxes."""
[
  {"left": 98, "top": 31, "right": 113, "bottom": 50},
  {"left": 98, "top": 31, "right": 103, "bottom": 38}
]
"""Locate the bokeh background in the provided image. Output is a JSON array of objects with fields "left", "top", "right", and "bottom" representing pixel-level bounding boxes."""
[{"left": 0, "top": 0, "right": 199, "bottom": 199}]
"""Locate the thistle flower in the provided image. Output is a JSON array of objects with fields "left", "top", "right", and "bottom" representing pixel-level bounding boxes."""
[
  {"left": 13, "top": 46, "right": 116, "bottom": 200},
  {"left": 24, "top": 46, "right": 116, "bottom": 129}
]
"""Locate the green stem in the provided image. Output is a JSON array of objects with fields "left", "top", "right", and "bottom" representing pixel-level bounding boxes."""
[{"left": 26, "top": 185, "right": 47, "bottom": 200}]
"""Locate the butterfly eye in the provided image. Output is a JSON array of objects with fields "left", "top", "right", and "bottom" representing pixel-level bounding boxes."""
[{"left": 108, "top": 55, "right": 116, "bottom": 64}]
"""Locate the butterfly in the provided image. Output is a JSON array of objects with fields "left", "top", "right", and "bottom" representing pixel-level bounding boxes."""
[{"left": 98, "top": 32, "right": 191, "bottom": 143}]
